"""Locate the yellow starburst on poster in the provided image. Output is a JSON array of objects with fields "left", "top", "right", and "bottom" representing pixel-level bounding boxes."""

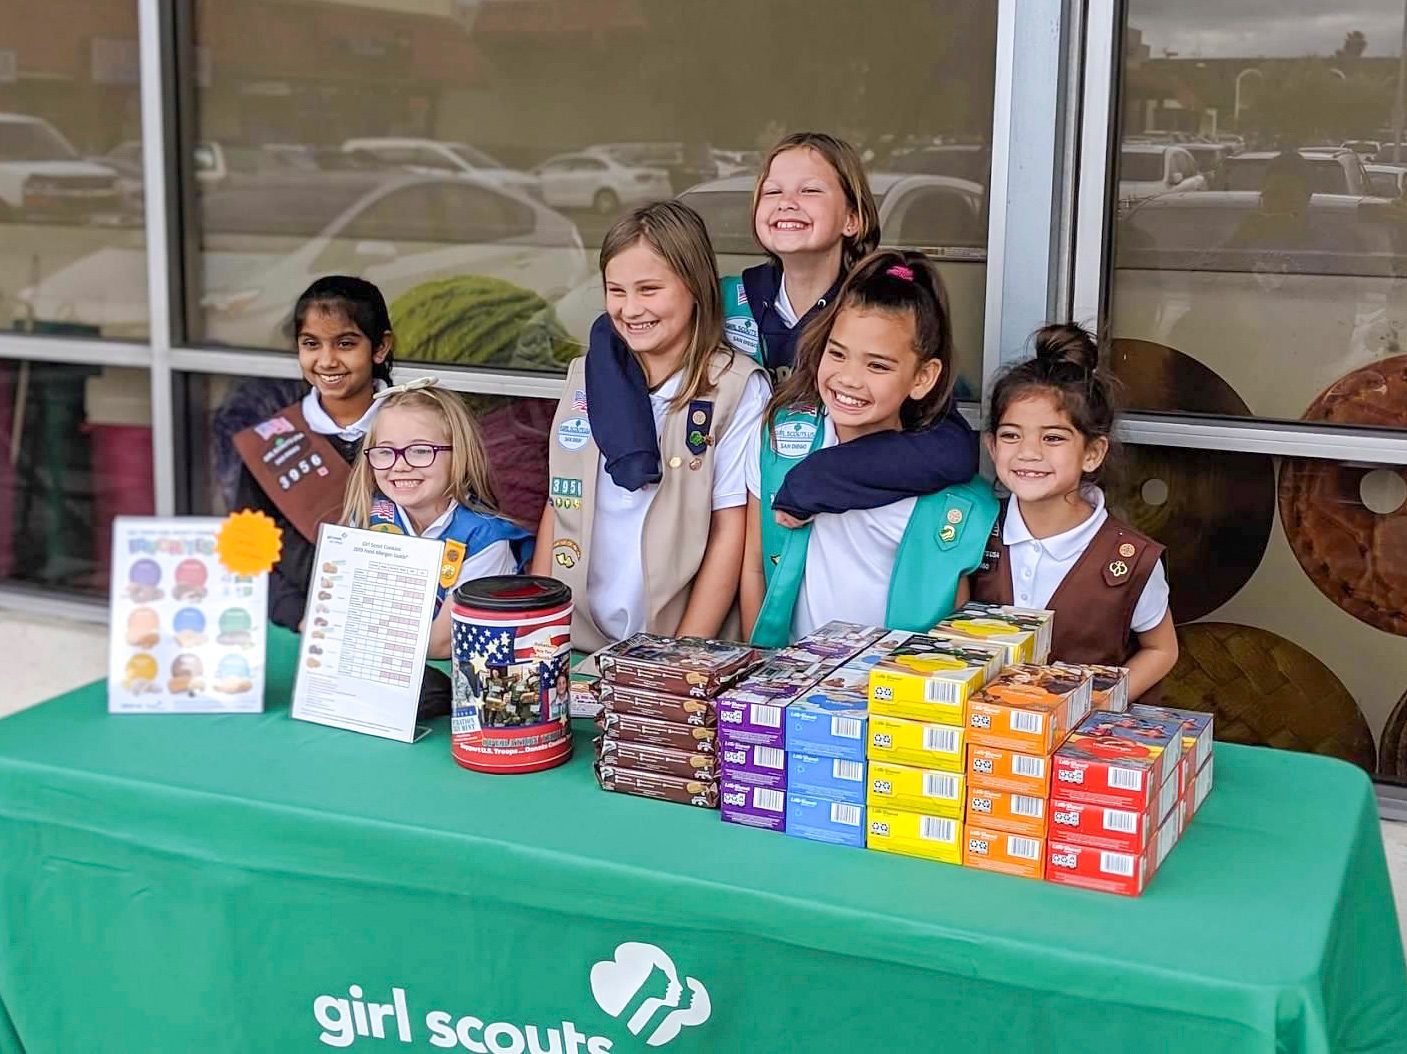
[{"left": 215, "top": 510, "right": 283, "bottom": 576}]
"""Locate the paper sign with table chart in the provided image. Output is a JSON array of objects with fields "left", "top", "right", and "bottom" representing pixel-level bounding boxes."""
[{"left": 291, "top": 524, "right": 441, "bottom": 742}]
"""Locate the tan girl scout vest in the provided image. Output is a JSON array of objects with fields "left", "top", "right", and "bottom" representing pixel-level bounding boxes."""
[{"left": 548, "top": 350, "right": 764, "bottom": 652}]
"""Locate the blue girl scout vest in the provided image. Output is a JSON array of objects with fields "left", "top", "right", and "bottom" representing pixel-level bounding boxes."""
[
  {"left": 751, "top": 404, "right": 998, "bottom": 647},
  {"left": 367, "top": 495, "right": 533, "bottom": 615}
]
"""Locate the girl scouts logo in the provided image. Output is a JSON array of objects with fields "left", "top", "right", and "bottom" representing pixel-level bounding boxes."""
[
  {"left": 725, "top": 316, "right": 760, "bottom": 358},
  {"left": 774, "top": 418, "right": 817, "bottom": 459},
  {"left": 557, "top": 417, "right": 592, "bottom": 451}
]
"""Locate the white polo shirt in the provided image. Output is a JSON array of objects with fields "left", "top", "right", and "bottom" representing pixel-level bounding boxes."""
[
  {"left": 745, "top": 416, "right": 917, "bottom": 640},
  {"left": 1003, "top": 487, "right": 1169, "bottom": 633},
  {"left": 587, "top": 368, "right": 770, "bottom": 641},
  {"left": 392, "top": 500, "right": 516, "bottom": 589},
  {"left": 302, "top": 381, "right": 387, "bottom": 441}
]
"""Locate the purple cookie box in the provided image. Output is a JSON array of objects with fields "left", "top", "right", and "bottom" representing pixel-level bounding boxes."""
[
  {"left": 720, "top": 779, "right": 787, "bottom": 832},
  {"left": 718, "top": 740, "right": 788, "bottom": 790}
]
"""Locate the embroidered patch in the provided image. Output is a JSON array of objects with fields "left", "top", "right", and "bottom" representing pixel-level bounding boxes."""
[
  {"left": 774, "top": 418, "right": 818, "bottom": 459},
  {"left": 552, "top": 538, "right": 582, "bottom": 569},
  {"left": 550, "top": 476, "right": 583, "bottom": 510},
  {"left": 725, "top": 316, "right": 760, "bottom": 358},
  {"left": 369, "top": 522, "right": 404, "bottom": 535},
  {"left": 556, "top": 417, "right": 591, "bottom": 451},
  {"left": 252, "top": 416, "right": 295, "bottom": 441},
  {"left": 939, "top": 524, "right": 957, "bottom": 543},
  {"left": 1109, "top": 560, "right": 1129, "bottom": 578},
  {"left": 686, "top": 400, "right": 714, "bottom": 455},
  {"left": 572, "top": 388, "right": 589, "bottom": 414},
  {"left": 439, "top": 539, "right": 466, "bottom": 588}
]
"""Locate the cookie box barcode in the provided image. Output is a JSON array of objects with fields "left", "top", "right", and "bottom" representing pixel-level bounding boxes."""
[
  {"left": 1048, "top": 795, "right": 1151, "bottom": 855},
  {"left": 787, "top": 751, "right": 866, "bottom": 806},
  {"left": 963, "top": 822, "right": 1046, "bottom": 880},
  {"left": 866, "top": 759, "right": 965, "bottom": 819},
  {"left": 785, "top": 792, "right": 867, "bottom": 849},
  {"left": 964, "top": 784, "right": 1048, "bottom": 838},
  {"left": 1044, "top": 837, "right": 1155, "bottom": 897},
  {"left": 966, "top": 744, "right": 1051, "bottom": 797},
  {"left": 720, "top": 778, "right": 786, "bottom": 832},
  {"left": 784, "top": 693, "right": 869, "bottom": 764},
  {"left": 718, "top": 741, "right": 788, "bottom": 790},
  {"left": 865, "top": 805, "right": 964, "bottom": 865},
  {"left": 868, "top": 714, "right": 966, "bottom": 772}
]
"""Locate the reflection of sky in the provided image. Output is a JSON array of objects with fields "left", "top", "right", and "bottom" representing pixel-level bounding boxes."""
[{"left": 1133, "top": 1, "right": 1404, "bottom": 58}]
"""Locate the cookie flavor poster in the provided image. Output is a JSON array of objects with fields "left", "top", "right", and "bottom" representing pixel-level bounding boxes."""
[{"left": 107, "top": 517, "right": 268, "bottom": 714}]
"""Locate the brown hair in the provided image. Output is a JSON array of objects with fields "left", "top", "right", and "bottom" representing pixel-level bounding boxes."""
[
  {"left": 598, "top": 200, "right": 731, "bottom": 412},
  {"left": 752, "top": 132, "right": 880, "bottom": 273},
  {"left": 342, "top": 386, "right": 506, "bottom": 529},
  {"left": 987, "top": 323, "right": 1118, "bottom": 482},
  {"left": 766, "top": 249, "right": 955, "bottom": 433}
]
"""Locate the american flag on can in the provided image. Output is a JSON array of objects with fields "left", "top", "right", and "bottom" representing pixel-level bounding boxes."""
[
  {"left": 453, "top": 620, "right": 570, "bottom": 667},
  {"left": 572, "top": 388, "right": 589, "bottom": 414}
]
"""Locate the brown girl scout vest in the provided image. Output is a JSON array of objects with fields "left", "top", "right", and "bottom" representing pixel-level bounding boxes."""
[
  {"left": 972, "top": 500, "right": 1166, "bottom": 674},
  {"left": 231, "top": 401, "right": 351, "bottom": 543},
  {"left": 547, "top": 349, "right": 764, "bottom": 653}
]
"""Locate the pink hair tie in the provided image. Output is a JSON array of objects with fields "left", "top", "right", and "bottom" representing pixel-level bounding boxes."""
[{"left": 886, "top": 264, "right": 914, "bottom": 281}]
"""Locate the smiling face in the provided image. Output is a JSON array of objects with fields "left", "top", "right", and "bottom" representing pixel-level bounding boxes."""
[
  {"left": 603, "top": 239, "right": 695, "bottom": 377},
  {"left": 754, "top": 147, "right": 858, "bottom": 261},
  {"left": 368, "top": 405, "right": 453, "bottom": 534},
  {"left": 296, "top": 306, "right": 389, "bottom": 412},
  {"left": 986, "top": 392, "right": 1109, "bottom": 506},
  {"left": 815, "top": 306, "right": 939, "bottom": 442}
]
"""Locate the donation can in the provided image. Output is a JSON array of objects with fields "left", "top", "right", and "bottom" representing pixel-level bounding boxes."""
[{"left": 450, "top": 576, "right": 574, "bottom": 773}]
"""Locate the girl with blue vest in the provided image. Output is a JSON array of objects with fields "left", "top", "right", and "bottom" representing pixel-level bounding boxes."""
[
  {"left": 742, "top": 250, "right": 998, "bottom": 646},
  {"left": 589, "top": 132, "right": 977, "bottom": 528},
  {"left": 342, "top": 379, "right": 532, "bottom": 661}
]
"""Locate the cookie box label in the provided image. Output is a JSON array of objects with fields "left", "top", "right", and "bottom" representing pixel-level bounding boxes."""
[
  {"left": 785, "top": 691, "right": 869, "bottom": 764},
  {"left": 1053, "top": 713, "right": 1183, "bottom": 809},
  {"left": 1048, "top": 796, "right": 1151, "bottom": 855},
  {"left": 867, "top": 713, "right": 966, "bottom": 772},
  {"left": 785, "top": 792, "right": 866, "bottom": 848},
  {"left": 931, "top": 615, "right": 1037, "bottom": 667},
  {"left": 963, "top": 823, "right": 1045, "bottom": 880},
  {"left": 942, "top": 602, "right": 1054, "bottom": 664},
  {"left": 596, "top": 735, "right": 720, "bottom": 781},
  {"left": 966, "top": 743, "right": 1051, "bottom": 797},
  {"left": 1053, "top": 661, "right": 1130, "bottom": 713},
  {"left": 598, "top": 681, "right": 716, "bottom": 727},
  {"left": 596, "top": 711, "right": 718, "bottom": 755},
  {"left": 965, "top": 784, "right": 1048, "bottom": 839},
  {"left": 720, "top": 778, "right": 787, "bottom": 832},
  {"left": 866, "top": 760, "right": 965, "bottom": 820},
  {"left": 777, "top": 621, "right": 888, "bottom": 664},
  {"left": 867, "top": 633, "right": 1005, "bottom": 724},
  {"left": 594, "top": 763, "right": 719, "bottom": 809},
  {"left": 1044, "top": 837, "right": 1154, "bottom": 897},
  {"left": 865, "top": 805, "right": 963, "bottom": 865},
  {"left": 787, "top": 751, "right": 866, "bottom": 806},
  {"left": 595, "top": 633, "right": 758, "bottom": 698},
  {"left": 718, "top": 741, "right": 788, "bottom": 790},
  {"left": 1129, "top": 704, "right": 1214, "bottom": 770}
]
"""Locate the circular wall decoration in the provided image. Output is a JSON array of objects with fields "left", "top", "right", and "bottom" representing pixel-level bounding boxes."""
[
  {"left": 1105, "top": 339, "right": 1275, "bottom": 623},
  {"left": 1377, "top": 689, "right": 1407, "bottom": 781},
  {"left": 1279, "top": 355, "right": 1407, "bottom": 637},
  {"left": 1159, "top": 622, "right": 1376, "bottom": 772}
]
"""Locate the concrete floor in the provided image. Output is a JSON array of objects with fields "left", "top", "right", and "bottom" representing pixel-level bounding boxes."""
[{"left": 3, "top": 607, "right": 1406, "bottom": 949}]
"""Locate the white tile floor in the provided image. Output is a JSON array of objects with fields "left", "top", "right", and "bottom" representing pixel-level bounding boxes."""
[{"left": 2, "top": 607, "right": 1405, "bottom": 947}]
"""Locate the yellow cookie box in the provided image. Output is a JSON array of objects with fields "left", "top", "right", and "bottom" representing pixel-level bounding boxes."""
[
  {"left": 868, "top": 714, "right": 966, "bottom": 772},
  {"left": 867, "top": 760, "right": 966, "bottom": 819},
  {"left": 866, "top": 634, "right": 1005, "bottom": 724},
  {"left": 866, "top": 805, "right": 964, "bottom": 865},
  {"left": 931, "top": 615, "right": 1038, "bottom": 666}
]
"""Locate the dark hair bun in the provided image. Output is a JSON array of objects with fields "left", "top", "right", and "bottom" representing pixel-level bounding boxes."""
[{"left": 1033, "top": 322, "right": 1098, "bottom": 373}]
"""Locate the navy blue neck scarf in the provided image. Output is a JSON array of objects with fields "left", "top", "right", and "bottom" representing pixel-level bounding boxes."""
[{"left": 583, "top": 313, "right": 663, "bottom": 492}]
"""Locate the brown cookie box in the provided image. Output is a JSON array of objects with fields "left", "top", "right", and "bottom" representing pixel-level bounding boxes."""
[
  {"left": 595, "top": 633, "right": 760, "bottom": 698},
  {"left": 594, "top": 762, "right": 720, "bottom": 808},
  {"left": 595, "top": 735, "right": 720, "bottom": 781},
  {"left": 595, "top": 710, "right": 718, "bottom": 754},
  {"left": 598, "top": 682, "right": 717, "bottom": 727}
]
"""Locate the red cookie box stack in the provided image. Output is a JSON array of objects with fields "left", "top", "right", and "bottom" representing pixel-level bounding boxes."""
[
  {"left": 1046, "top": 707, "right": 1211, "bottom": 896},
  {"left": 591, "top": 633, "right": 760, "bottom": 809}
]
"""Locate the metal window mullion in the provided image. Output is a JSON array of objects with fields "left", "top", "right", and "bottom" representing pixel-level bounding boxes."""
[
  {"left": 0, "top": 335, "right": 150, "bottom": 369},
  {"left": 138, "top": 0, "right": 175, "bottom": 516},
  {"left": 1070, "top": 0, "right": 1119, "bottom": 325}
]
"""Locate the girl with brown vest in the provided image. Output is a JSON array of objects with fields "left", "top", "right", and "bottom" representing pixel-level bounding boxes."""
[
  {"left": 973, "top": 324, "right": 1178, "bottom": 700},
  {"left": 530, "top": 202, "right": 769, "bottom": 651}
]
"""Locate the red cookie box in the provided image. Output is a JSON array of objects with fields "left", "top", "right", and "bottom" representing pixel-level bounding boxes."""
[
  {"left": 1184, "top": 755, "right": 1215, "bottom": 823},
  {"left": 1045, "top": 811, "right": 1181, "bottom": 896},
  {"left": 1051, "top": 712, "right": 1182, "bottom": 812},
  {"left": 1129, "top": 704, "right": 1214, "bottom": 772},
  {"left": 1048, "top": 770, "right": 1178, "bottom": 855}
]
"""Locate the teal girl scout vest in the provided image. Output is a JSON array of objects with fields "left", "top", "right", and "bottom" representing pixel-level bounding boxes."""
[{"left": 750, "top": 404, "right": 999, "bottom": 647}]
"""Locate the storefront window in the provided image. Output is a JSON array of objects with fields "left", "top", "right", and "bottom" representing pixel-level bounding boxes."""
[
  {"left": 0, "top": 363, "right": 153, "bottom": 596},
  {"left": 187, "top": 0, "right": 996, "bottom": 396},
  {"left": 1111, "top": 2, "right": 1407, "bottom": 425},
  {"left": 0, "top": 1, "right": 148, "bottom": 341}
]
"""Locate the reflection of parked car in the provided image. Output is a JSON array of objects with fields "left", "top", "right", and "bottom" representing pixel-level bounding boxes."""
[
  {"left": 1217, "top": 148, "right": 1369, "bottom": 196},
  {"left": 1182, "top": 142, "right": 1233, "bottom": 180},
  {"left": 341, "top": 137, "right": 540, "bottom": 197},
  {"left": 1366, "top": 164, "right": 1407, "bottom": 200},
  {"left": 885, "top": 144, "right": 992, "bottom": 185},
  {"left": 533, "top": 151, "right": 671, "bottom": 214},
  {"left": 589, "top": 142, "right": 719, "bottom": 194},
  {"left": 1343, "top": 139, "right": 1382, "bottom": 158},
  {"left": 1113, "top": 191, "right": 1407, "bottom": 420},
  {"left": 1118, "top": 144, "right": 1205, "bottom": 210},
  {"left": 17, "top": 173, "right": 589, "bottom": 346},
  {"left": 0, "top": 113, "right": 120, "bottom": 222}
]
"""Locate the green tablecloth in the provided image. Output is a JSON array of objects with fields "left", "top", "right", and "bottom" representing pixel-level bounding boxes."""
[{"left": 0, "top": 628, "right": 1404, "bottom": 1054}]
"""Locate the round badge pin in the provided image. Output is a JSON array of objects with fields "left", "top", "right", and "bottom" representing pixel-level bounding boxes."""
[
  {"left": 668, "top": 456, "right": 683, "bottom": 469},
  {"left": 946, "top": 508, "right": 963, "bottom": 524},
  {"left": 688, "top": 457, "right": 703, "bottom": 471},
  {"left": 1119, "top": 542, "right": 1136, "bottom": 558},
  {"left": 691, "top": 410, "right": 706, "bottom": 425}
]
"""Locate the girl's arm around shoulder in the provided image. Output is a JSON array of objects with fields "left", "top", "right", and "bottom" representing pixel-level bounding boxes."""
[
  {"left": 676, "top": 505, "right": 746, "bottom": 639},
  {"left": 1126, "top": 611, "right": 1178, "bottom": 702}
]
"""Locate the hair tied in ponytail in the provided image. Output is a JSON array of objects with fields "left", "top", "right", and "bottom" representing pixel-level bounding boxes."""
[{"left": 1032, "top": 322, "right": 1099, "bottom": 375}]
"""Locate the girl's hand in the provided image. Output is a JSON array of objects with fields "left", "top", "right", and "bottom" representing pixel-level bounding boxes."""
[{"left": 774, "top": 510, "right": 811, "bottom": 530}]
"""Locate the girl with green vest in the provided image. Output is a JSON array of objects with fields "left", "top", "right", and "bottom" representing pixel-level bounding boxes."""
[
  {"left": 531, "top": 202, "right": 768, "bottom": 652},
  {"left": 741, "top": 250, "right": 997, "bottom": 647}
]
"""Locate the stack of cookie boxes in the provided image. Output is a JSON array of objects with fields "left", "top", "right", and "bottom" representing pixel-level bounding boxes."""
[
  {"left": 1045, "top": 704, "right": 1214, "bottom": 896},
  {"left": 717, "top": 622, "right": 891, "bottom": 838},
  {"left": 593, "top": 634, "right": 760, "bottom": 810},
  {"left": 862, "top": 633, "right": 1008, "bottom": 864}
]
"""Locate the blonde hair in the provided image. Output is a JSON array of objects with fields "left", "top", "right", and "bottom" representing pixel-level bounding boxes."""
[
  {"left": 752, "top": 132, "right": 880, "bottom": 273},
  {"left": 599, "top": 200, "right": 731, "bottom": 412},
  {"left": 342, "top": 387, "right": 505, "bottom": 529}
]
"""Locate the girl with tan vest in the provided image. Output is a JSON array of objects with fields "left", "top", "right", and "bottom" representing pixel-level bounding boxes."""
[
  {"left": 530, "top": 201, "right": 769, "bottom": 651},
  {"left": 972, "top": 323, "right": 1179, "bottom": 701}
]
